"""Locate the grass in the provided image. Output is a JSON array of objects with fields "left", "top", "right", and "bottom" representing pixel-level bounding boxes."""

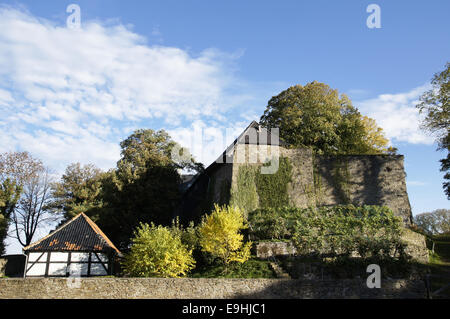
[
  {"left": 189, "top": 258, "right": 277, "bottom": 278},
  {"left": 425, "top": 235, "right": 450, "bottom": 299}
]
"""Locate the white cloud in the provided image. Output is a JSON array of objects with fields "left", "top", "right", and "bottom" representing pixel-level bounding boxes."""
[
  {"left": 356, "top": 84, "right": 435, "bottom": 145},
  {"left": 0, "top": 6, "right": 250, "bottom": 172}
]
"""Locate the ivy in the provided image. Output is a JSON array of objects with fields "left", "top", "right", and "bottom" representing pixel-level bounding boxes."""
[
  {"left": 230, "top": 165, "right": 258, "bottom": 215},
  {"left": 230, "top": 157, "right": 293, "bottom": 214},
  {"left": 255, "top": 157, "right": 292, "bottom": 208}
]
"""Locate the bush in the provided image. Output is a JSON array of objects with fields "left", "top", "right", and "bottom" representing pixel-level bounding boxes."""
[
  {"left": 198, "top": 205, "right": 252, "bottom": 265},
  {"left": 122, "top": 223, "right": 195, "bottom": 277},
  {"left": 249, "top": 205, "right": 406, "bottom": 258}
]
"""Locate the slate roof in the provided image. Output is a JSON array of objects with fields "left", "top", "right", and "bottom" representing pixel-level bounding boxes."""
[{"left": 23, "top": 213, "right": 121, "bottom": 255}]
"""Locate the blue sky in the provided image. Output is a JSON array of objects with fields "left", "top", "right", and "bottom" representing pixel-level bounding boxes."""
[{"left": 0, "top": 0, "right": 449, "bottom": 253}]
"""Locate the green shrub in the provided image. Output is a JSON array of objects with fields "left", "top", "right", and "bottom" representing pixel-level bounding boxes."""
[{"left": 249, "top": 205, "right": 406, "bottom": 258}]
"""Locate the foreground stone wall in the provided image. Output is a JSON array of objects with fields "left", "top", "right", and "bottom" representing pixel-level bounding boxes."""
[{"left": 0, "top": 277, "right": 425, "bottom": 299}]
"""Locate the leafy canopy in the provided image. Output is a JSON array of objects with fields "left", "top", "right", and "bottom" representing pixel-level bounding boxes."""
[
  {"left": 417, "top": 62, "right": 450, "bottom": 198},
  {"left": 122, "top": 223, "right": 195, "bottom": 278},
  {"left": 0, "top": 179, "right": 21, "bottom": 254},
  {"left": 260, "top": 81, "right": 394, "bottom": 155},
  {"left": 198, "top": 205, "right": 251, "bottom": 265},
  {"left": 50, "top": 163, "right": 104, "bottom": 222},
  {"left": 414, "top": 209, "right": 450, "bottom": 235}
]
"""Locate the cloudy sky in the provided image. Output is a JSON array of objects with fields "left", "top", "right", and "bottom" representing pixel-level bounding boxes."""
[{"left": 0, "top": 1, "right": 449, "bottom": 252}]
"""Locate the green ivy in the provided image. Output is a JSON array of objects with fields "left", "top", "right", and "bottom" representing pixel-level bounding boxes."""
[
  {"left": 230, "top": 165, "right": 259, "bottom": 215},
  {"left": 255, "top": 157, "right": 292, "bottom": 208}
]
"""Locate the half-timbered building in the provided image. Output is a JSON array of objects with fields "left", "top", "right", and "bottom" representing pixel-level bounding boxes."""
[{"left": 23, "top": 213, "right": 122, "bottom": 277}]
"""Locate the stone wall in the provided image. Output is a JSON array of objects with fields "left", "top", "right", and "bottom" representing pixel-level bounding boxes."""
[
  {"left": 255, "top": 228, "right": 429, "bottom": 263},
  {"left": 0, "top": 277, "right": 426, "bottom": 299},
  {"left": 0, "top": 258, "right": 6, "bottom": 277},
  {"left": 314, "top": 155, "right": 412, "bottom": 225},
  {"left": 401, "top": 229, "right": 429, "bottom": 263},
  {"left": 226, "top": 145, "right": 412, "bottom": 225}
]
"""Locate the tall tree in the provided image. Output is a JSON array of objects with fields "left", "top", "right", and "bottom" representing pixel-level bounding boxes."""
[
  {"left": 260, "top": 81, "right": 395, "bottom": 155},
  {"left": 0, "top": 152, "right": 56, "bottom": 247},
  {"left": 98, "top": 129, "right": 202, "bottom": 249},
  {"left": 0, "top": 179, "right": 21, "bottom": 254},
  {"left": 50, "top": 163, "right": 104, "bottom": 222},
  {"left": 416, "top": 62, "right": 450, "bottom": 199}
]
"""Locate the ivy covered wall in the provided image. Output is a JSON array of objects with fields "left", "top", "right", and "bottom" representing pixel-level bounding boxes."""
[{"left": 182, "top": 145, "right": 412, "bottom": 226}]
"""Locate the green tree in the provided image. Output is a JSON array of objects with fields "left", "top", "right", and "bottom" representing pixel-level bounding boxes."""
[
  {"left": 416, "top": 63, "right": 450, "bottom": 198},
  {"left": 260, "top": 81, "right": 394, "bottom": 155},
  {"left": 198, "top": 205, "right": 251, "bottom": 266},
  {"left": 122, "top": 223, "right": 195, "bottom": 277},
  {"left": 98, "top": 129, "right": 202, "bottom": 248},
  {"left": 50, "top": 163, "right": 104, "bottom": 222},
  {"left": 414, "top": 209, "right": 450, "bottom": 235},
  {"left": 0, "top": 179, "right": 21, "bottom": 254}
]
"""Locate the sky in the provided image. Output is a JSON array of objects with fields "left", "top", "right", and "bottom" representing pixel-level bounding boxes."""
[{"left": 0, "top": 0, "right": 449, "bottom": 253}]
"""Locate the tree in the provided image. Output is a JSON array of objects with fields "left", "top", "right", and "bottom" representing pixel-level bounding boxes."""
[
  {"left": 414, "top": 209, "right": 450, "bottom": 235},
  {"left": 197, "top": 205, "right": 251, "bottom": 266},
  {"left": 97, "top": 129, "right": 202, "bottom": 248},
  {"left": 50, "top": 163, "right": 104, "bottom": 222},
  {"left": 121, "top": 223, "right": 195, "bottom": 277},
  {"left": 416, "top": 63, "right": 450, "bottom": 198},
  {"left": 0, "top": 152, "right": 56, "bottom": 247},
  {"left": 0, "top": 179, "right": 21, "bottom": 254},
  {"left": 260, "top": 81, "right": 394, "bottom": 155}
]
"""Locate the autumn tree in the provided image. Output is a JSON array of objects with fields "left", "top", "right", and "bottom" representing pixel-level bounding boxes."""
[
  {"left": 122, "top": 223, "right": 195, "bottom": 277},
  {"left": 197, "top": 205, "right": 251, "bottom": 266},
  {"left": 260, "top": 81, "right": 395, "bottom": 155},
  {"left": 0, "top": 152, "right": 56, "bottom": 247},
  {"left": 416, "top": 63, "right": 450, "bottom": 198}
]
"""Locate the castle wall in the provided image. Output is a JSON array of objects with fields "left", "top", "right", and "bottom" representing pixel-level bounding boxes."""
[
  {"left": 313, "top": 155, "right": 412, "bottom": 224},
  {"left": 228, "top": 145, "right": 412, "bottom": 225}
]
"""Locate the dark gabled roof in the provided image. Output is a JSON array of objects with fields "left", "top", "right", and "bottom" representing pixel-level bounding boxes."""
[{"left": 23, "top": 213, "right": 121, "bottom": 255}]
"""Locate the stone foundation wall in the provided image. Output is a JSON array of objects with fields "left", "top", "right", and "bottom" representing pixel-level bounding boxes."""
[
  {"left": 0, "top": 277, "right": 426, "bottom": 299},
  {"left": 255, "top": 228, "right": 429, "bottom": 263}
]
